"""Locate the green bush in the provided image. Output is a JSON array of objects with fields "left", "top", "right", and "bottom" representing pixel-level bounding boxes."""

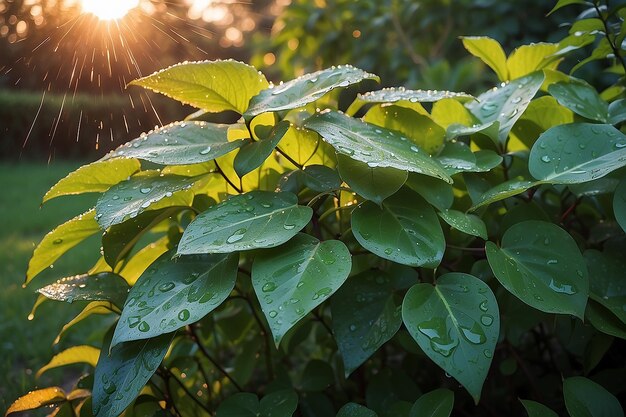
[{"left": 9, "top": 2, "right": 626, "bottom": 417}]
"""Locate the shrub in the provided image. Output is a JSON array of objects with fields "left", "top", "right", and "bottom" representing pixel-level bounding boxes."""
[{"left": 9, "top": 2, "right": 626, "bottom": 416}]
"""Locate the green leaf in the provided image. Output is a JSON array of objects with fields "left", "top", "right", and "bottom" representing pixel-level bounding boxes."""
[
  {"left": 43, "top": 159, "right": 141, "bottom": 203},
  {"left": 355, "top": 88, "right": 474, "bottom": 105},
  {"left": 337, "top": 403, "right": 378, "bottom": 417},
  {"left": 178, "top": 191, "right": 312, "bottom": 254},
  {"left": 112, "top": 252, "right": 237, "bottom": 346},
  {"left": 586, "top": 300, "right": 626, "bottom": 339},
  {"left": 402, "top": 273, "right": 499, "bottom": 403},
  {"left": 216, "top": 390, "right": 298, "bottom": 417},
  {"left": 548, "top": 81, "right": 609, "bottom": 122},
  {"left": 485, "top": 220, "right": 589, "bottom": 318},
  {"left": 469, "top": 180, "right": 536, "bottom": 211},
  {"left": 584, "top": 250, "right": 626, "bottom": 324},
  {"left": 608, "top": 99, "right": 626, "bottom": 125},
  {"left": 303, "top": 111, "right": 451, "bottom": 183},
  {"left": 55, "top": 302, "right": 117, "bottom": 345},
  {"left": 466, "top": 71, "right": 544, "bottom": 144},
  {"left": 36, "top": 345, "right": 100, "bottom": 378},
  {"left": 245, "top": 65, "right": 378, "bottom": 120},
  {"left": 436, "top": 142, "right": 501, "bottom": 175},
  {"left": 331, "top": 270, "right": 403, "bottom": 376},
  {"left": 461, "top": 37, "right": 508, "bottom": 81},
  {"left": 438, "top": 209, "right": 488, "bottom": 240},
  {"left": 563, "top": 377, "right": 624, "bottom": 417},
  {"left": 337, "top": 154, "right": 407, "bottom": 206},
  {"left": 216, "top": 393, "right": 259, "bottom": 417},
  {"left": 26, "top": 209, "right": 101, "bottom": 283},
  {"left": 300, "top": 359, "right": 335, "bottom": 391},
  {"left": 234, "top": 121, "right": 290, "bottom": 177},
  {"left": 506, "top": 43, "right": 561, "bottom": 80},
  {"left": 300, "top": 165, "right": 342, "bottom": 192},
  {"left": 106, "top": 122, "right": 246, "bottom": 165},
  {"left": 614, "top": 177, "right": 626, "bottom": 232},
  {"left": 93, "top": 332, "right": 172, "bottom": 417},
  {"left": 37, "top": 272, "right": 130, "bottom": 308},
  {"left": 95, "top": 173, "right": 196, "bottom": 229},
  {"left": 408, "top": 389, "right": 454, "bottom": 417},
  {"left": 252, "top": 234, "right": 351, "bottom": 345},
  {"left": 548, "top": 0, "right": 587, "bottom": 16},
  {"left": 6, "top": 387, "right": 66, "bottom": 416},
  {"left": 520, "top": 399, "right": 558, "bottom": 417},
  {"left": 405, "top": 174, "right": 454, "bottom": 211},
  {"left": 352, "top": 189, "right": 444, "bottom": 268},
  {"left": 363, "top": 105, "right": 446, "bottom": 154},
  {"left": 529, "top": 123, "right": 626, "bottom": 184},
  {"left": 130, "top": 60, "right": 269, "bottom": 114}
]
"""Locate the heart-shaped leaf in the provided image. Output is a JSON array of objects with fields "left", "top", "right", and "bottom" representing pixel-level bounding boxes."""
[
  {"left": 106, "top": 122, "right": 246, "bottom": 165},
  {"left": 303, "top": 111, "right": 451, "bottom": 183},
  {"left": 234, "top": 121, "right": 290, "bottom": 177},
  {"left": 337, "top": 154, "right": 407, "bottom": 206},
  {"left": 331, "top": 270, "right": 403, "bottom": 376},
  {"left": 112, "top": 252, "right": 238, "bottom": 346},
  {"left": 178, "top": 191, "right": 312, "bottom": 254},
  {"left": 486, "top": 220, "right": 589, "bottom": 318},
  {"left": 96, "top": 173, "right": 196, "bottom": 229},
  {"left": 245, "top": 65, "right": 378, "bottom": 120},
  {"left": 130, "top": 60, "right": 269, "bottom": 114},
  {"left": 563, "top": 377, "right": 624, "bottom": 417},
  {"left": 548, "top": 80, "right": 609, "bottom": 122},
  {"left": 529, "top": 123, "right": 626, "bottom": 184},
  {"left": 584, "top": 250, "right": 626, "bottom": 324},
  {"left": 27, "top": 209, "right": 101, "bottom": 283},
  {"left": 93, "top": 332, "right": 172, "bottom": 417},
  {"left": 43, "top": 159, "right": 141, "bottom": 203},
  {"left": 409, "top": 389, "right": 454, "bottom": 417},
  {"left": 352, "top": 189, "right": 444, "bottom": 268},
  {"left": 252, "top": 234, "right": 351, "bottom": 345},
  {"left": 37, "top": 272, "right": 130, "bottom": 308},
  {"left": 438, "top": 209, "right": 488, "bottom": 240},
  {"left": 402, "top": 273, "right": 499, "bottom": 403}
]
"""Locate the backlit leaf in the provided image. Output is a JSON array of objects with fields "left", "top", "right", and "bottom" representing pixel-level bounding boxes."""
[
  {"left": 461, "top": 37, "right": 508, "bottom": 81},
  {"left": 37, "top": 272, "right": 130, "bottom": 309},
  {"left": 6, "top": 387, "right": 66, "bottom": 416},
  {"left": 234, "top": 121, "right": 290, "bottom": 177},
  {"left": 36, "top": 345, "right": 100, "bottom": 378}
]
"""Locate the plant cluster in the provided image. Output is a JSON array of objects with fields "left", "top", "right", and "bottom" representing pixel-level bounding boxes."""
[{"left": 8, "top": 1, "right": 626, "bottom": 416}]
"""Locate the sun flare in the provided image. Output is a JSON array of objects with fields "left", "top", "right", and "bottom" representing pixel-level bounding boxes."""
[{"left": 80, "top": 0, "right": 140, "bottom": 20}]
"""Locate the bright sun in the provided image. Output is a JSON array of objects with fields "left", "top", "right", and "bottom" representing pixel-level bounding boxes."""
[{"left": 81, "top": 0, "right": 140, "bottom": 20}]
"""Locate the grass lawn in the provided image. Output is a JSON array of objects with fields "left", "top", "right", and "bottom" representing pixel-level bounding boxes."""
[{"left": 0, "top": 161, "right": 107, "bottom": 410}]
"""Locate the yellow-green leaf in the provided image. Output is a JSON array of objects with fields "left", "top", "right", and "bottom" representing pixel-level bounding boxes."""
[
  {"left": 506, "top": 43, "right": 561, "bottom": 80},
  {"left": 36, "top": 345, "right": 100, "bottom": 378},
  {"left": 26, "top": 209, "right": 101, "bottom": 284},
  {"left": 461, "top": 36, "right": 508, "bottom": 82},
  {"left": 43, "top": 159, "right": 141, "bottom": 203},
  {"left": 54, "top": 302, "right": 118, "bottom": 345},
  {"left": 6, "top": 387, "right": 66, "bottom": 416},
  {"left": 130, "top": 60, "right": 269, "bottom": 114}
]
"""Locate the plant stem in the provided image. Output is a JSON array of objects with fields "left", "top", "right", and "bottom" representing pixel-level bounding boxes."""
[
  {"left": 214, "top": 160, "right": 243, "bottom": 193},
  {"left": 188, "top": 324, "right": 244, "bottom": 391},
  {"left": 168, "top": 369, "right": 214, "bottom": 415},
  {"left": 594, "top": 1, "right": 626, "bottom": 77}
]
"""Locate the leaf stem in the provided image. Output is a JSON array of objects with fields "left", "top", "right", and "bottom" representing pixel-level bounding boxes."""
[
  {"left": 167, "top": 368, "right": 214, "bottom": 415},
  {"left": 594, "top": 1, "right": 626, "bottom": 77},
  {"left": 188, "top": 324, "right": 244, "bottom": 391},
  {"left": 276, "top": 146, "right": 303, "bottom": 170},
  {"left": 214, "top": 160, "right": 243, "bottom": 193}
]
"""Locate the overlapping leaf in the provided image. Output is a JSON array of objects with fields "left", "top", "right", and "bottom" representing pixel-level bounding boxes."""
[{"left": 37, "top": 272, "right": 130, "bottom": 308}]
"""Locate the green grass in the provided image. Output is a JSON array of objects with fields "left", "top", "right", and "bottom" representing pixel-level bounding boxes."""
[{"left": 0, "top": 161, "right": 106, "bottom": 410}]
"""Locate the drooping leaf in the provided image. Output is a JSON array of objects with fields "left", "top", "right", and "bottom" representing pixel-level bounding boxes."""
[
  {"left": 106, "top": 122, "right": 246, "bottom": 165},
  {"left": 584, "top": 250, "right": 626, "bottom": 324},
  {"left": 331, "top": 270, "right": 403, "bottom": 376},
  {"left": 408, "top": 389, "right": 454, "bottom": 417},
  {"left": 548, "top": 81, "right": 609, "bottom": 122},
  {"left": 55, "top": 302, "right": 118, "bottom": 345},
  {"left": 43, "top": 159, "right": 141, "bottom": 203},
  {"left": 466, "top": 71, "right": 544, "bottom": 144},
  {"left": 520, "top": 399, "right": 559, "bottom": 417},
  {"left": 5, "top": 387, "right": 66, "bottom": 416},
  {"left": 337, "top": 403, "right": 378, "bottom": 417},
  {"left": 438, "top": 209, "right": 488, "bottom": 240},
  {"left": 485, "top": 220, "right": 589, "bottom": 318},
  {"left": 177, "top": 191, "right": 312, "bottom": 254},
  {"left": 130, "top": 60, "right": 269, "bottom": 114},
  {"left": 234, "top": 121, "right": 290, "bottom": 177},
  {"left": 244, "top": 65, "right": 378, "bottom": 120},
  {"left": 563, "top": 377, "right": 624, "bottom": 417},
  {"left": 95, "top": 172, "right": 196, "bottom": 230},
  {"left": 112, "top": 252, "right": 238, "bottom": 346},
  {"left": 26, "top": 209, "right": 101, "bottom": 283},
  {"left": 506, "top": 43, "right": 561, "bottom": 80},
  {"left": 363, "top": 105, "right": 446, "bottom": 154},
  {"left": 37, "top": 272, "right": 130, "bottom": 308},
  {"left": 402, "top": 273, "right": 499, "bottom": 403},
  {"left": 93, "top": 332, "right": 172, "bottom": 417},
  {"left": 36, "top": 345, "right": 100, "bottom": 378},
  {"left": 529, "top": 123, "right": 626, "bottom": 184},
  {"left": 252, "top": 234, "right": 351, "bottom": 345},
  {"left": 352, "top": 189, "right": 444, "bottom": 268},
  {"left": 469, "top": 180, "right": 536, "bottom": 211},
  {"left": 614, "top": 177, "right": 626, "bottom": 232},
  {"left": 461, "top": 36, "right": 508, "bottom": 81},
  {"left": 586, "top": 300, "right": 626, "bottom": 339},
  {"left": 304, "top": 111, "right": 451, "bottom": 183},
  {"left": 337, "top": 153, "right": 407, "bottom": 206}
]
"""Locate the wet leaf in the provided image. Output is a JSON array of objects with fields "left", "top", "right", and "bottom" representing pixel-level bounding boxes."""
[
  {"left": 584, "top": 250, "right": 626, "bottom": 324},
  {"left": 6, "top": 387, "right": 66, "bottom": 415},
  {"left": 469, "top": 180, "right": 536, "bottom": 211},
  {"left": 461, "top": 37, "right": 508, "bottom": 81},
  {"left": 563, "top": 377, "right": 624, "bottom": 417},
  {"left": 548, "top": 80, "right": 609, "bottom": 122},
  {"left": 234, "top": 121, "right": 290, "bottom": 177},
  {"left": 337, "top": 154, "right": 407, "bottom": 205},
  {"left": 36, "top": 345, "right": 100, "bottom": 378},
  {"left": 178, "top": 191, "right": 312, "bottom": 254},
  {"left": 252, "top": 234, "right": 351, "bottom": 346},
  {"left": 614, "top": 177, "right": 626, "bottom": 232},
  {"left": 408, "top": 389, "right": 454, "bottom": 417},
  {"left": 520, "top": 399, "right": 558, "bottom": 417},
  {"left": 37, "top": 272, "right": 130, "bottom": 309},
  {"left": 402, "top": 273, "right": 499, "bottom": 403},
  {"left": 438, "top": 209, "right": 488, "bottom": 240},
  {"left": 337, "top": 403, "right": 378, "bottom": 417}
]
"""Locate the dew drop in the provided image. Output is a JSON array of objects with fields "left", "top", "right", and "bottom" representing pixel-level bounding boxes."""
[
  {"left": 283, "top": 223, "right": 296, "bottom": 230},
  {"left": 138, "top": 321, "right": 151, "bottom": 332},
  {"left": 479, "top": 300, "right": 488, "bottom": 312},
  {"left": 140, "top": 187, "right": 152, "bottom": 194},
  {"left": 480, "top": 314, "right": 494, "bottom": 326},
  {"left": 158, "top": 282, "right": 175, "bottom": 292},
  {"left": 226, "top": 228, "right": 246, "bottom": 243},
  {"left": 52, "top": 238, "right": 63, "bottom": 245},
  {"left": 178, "top": 309, "right": 190, "bottom": 321},
  {"left": 541, "top": 155, "right": 552, "bottom": 163},
  {"left": 349, "top": 324, "right": 357, "bottom": 332},
  {"left": 262, "top": 282, "right": 276, "bottom": 293},
  {"left": 199, "top": 146, "right": 212, "bottom": 155},
  {"left": 269, "top": 310, "right": 278, "bottom": 318}
]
